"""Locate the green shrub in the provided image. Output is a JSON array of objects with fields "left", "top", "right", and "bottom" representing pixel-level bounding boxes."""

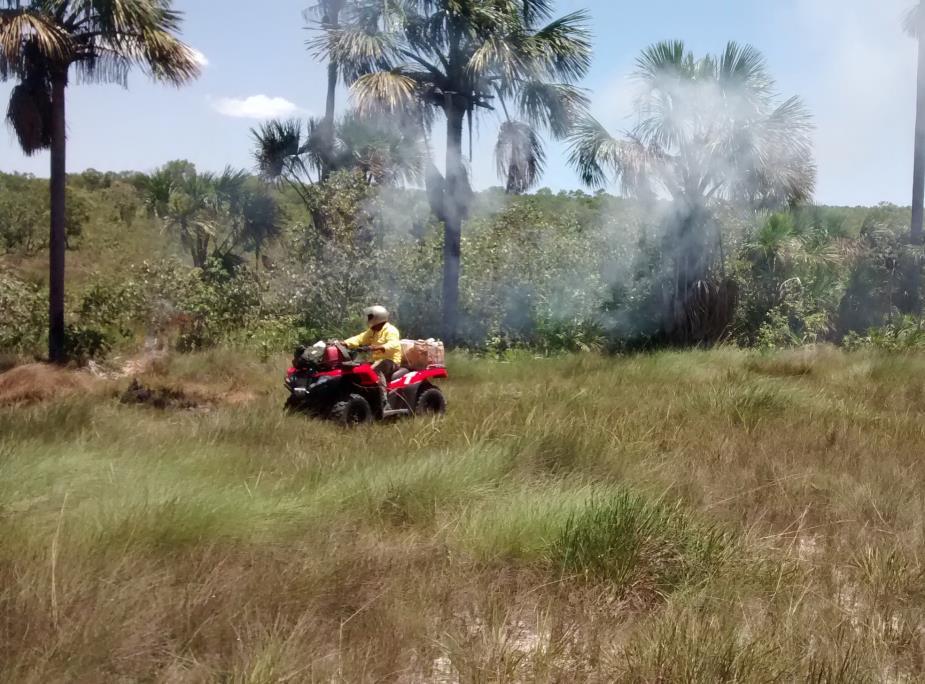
[
  {"left": 755, "top": 297, "right": 831, "bottom": 351},
  {"left": 550, "top": 492, "right": 730, "bottom": 591},
  {"left": 0, "top": 174, "right": 91, "bottom": 253},
  {"left": 0, "top": 272, "right": 46, "bottom": 354},
  {"left": 63, "top": 323, "right": 112, "bottom": 364},
  {"left": 843, "top": 316, "right": 925, "bottom": 352},
  {"left": 127, "top": 258, "right": 262, "bottom": 351},
  {"left": 77, "top": 277, "right": 142, "bottom": 341}
]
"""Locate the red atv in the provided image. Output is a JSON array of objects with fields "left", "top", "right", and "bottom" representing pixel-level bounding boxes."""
[{"left": 284, "top": 341, "right": 447, "bottom": 425}]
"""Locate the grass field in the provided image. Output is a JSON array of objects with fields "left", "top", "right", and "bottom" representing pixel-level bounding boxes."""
[{"left": 2, "top": 347, "right": 925, "bottom": 682}]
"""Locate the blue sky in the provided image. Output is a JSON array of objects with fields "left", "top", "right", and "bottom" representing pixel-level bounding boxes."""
[{"left": 0, "top": 0, "right": 917, "bottom": 206}]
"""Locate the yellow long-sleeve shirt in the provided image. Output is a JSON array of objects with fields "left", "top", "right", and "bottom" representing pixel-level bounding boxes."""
[{"left": 344, "top": 322, "right": 403, "bottom": 364}]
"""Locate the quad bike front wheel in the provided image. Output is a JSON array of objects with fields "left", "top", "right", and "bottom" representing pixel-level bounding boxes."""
[
  {"left": 284, "top": 395, "right": 302, "bottom": 414},
  {"left": 415, "top": 386, "right": 446, "bottom": 416},
  {"left": 330, "top": 393, "right": 373, "bottom": 426}
]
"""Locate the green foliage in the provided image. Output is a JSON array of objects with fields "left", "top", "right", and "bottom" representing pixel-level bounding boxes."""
[
  {"left": 0, "top": 174, "right": 45, "bottom": 253},
  {"left": 76, "top": 277, "right": 142, "bottom": 341},
  {"left": 62, "top": 322, "right": 112, "bottom": 363},
  {"left": 736, "top": 211, "right": 851, "bottom": 348},
  {"left": 302, "top": 169, "right": 376, "bottom": 242},
  {"left": 755, "top": 299, "right": 831, "bottom": 350},
  {"left": 0, "top": 271, "right": 46, "bottom": 353},
  {"left": 1, "top": 167, "right": 922, "bottom": 357},
  {"left": 843, "top": 317, "right": 925, "bottom": 352},
  {"left": 838, "top": 204, "right": 920, "bottom": 335},
  {"left": 461, "top": 195, "right": 607, "bottom": 350},
  {"left": 129, "top": 258, "right": 263, "bottom": 352},
  {"left": 142, "top": 161, "right": 283, "bottom": 269},
  {"left": 551, "top": 492, "right": 729, "bottom": 590},
  {"left": 0, "top": 173, "right": 93, "bottom": 253},
  {"left": 64, "top": 187, "right": 91, "bottom": 247}
]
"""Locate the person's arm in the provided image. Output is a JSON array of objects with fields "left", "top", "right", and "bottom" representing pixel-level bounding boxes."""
[
  {"left": 343, "top": 330, "right": 370, "bottom": 349},
  {"left": 381, "top": 326, "right": 401, "bottom": 354},
  {"left": 371, "top": 326, "right": 402, "bottom": 354}
]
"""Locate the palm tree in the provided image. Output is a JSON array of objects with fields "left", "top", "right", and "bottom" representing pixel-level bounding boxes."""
[
  {"left": 569, "top": 41, "right": 815, "bottom": 344},
  {"left": 305, "top": 0, "right": 381, "bottom": 178},
  {"left": 905, "top": 2, "right": 925, "bottom": 312},
  {"left": 143, "top": 164, "right": 281, "bottom": 270},
  {"left": 0, "top": 0, "right": 199, "bottom": 363},
  {"left": 337, "top": 0, "right": 591, "bottom": 340},
  {"left": 495, "top": 120, "right": 545, "bottom": 194},
  {"left": 251, "top": 118, "right": 319, "bottom": 209},
  {"left": 251, "top": 111, "right": 424, "bottom": 236},
  {"left": 334, "top": 111, "right": 425, "bottom": 185}
]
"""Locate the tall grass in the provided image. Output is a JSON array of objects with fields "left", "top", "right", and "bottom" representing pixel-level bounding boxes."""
[{"left": 3, "top": 347, "right": 925, "bottom": 680}]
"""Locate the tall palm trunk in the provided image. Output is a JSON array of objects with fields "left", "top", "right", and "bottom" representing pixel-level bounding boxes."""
[
  {"left": 442, "top": 104, "right": 466, "bottom": 342},
  {"left": 320, "top": 61, "right": 338, "bottom": 181},
  {"left": 910, "top": 28, "right": 925, "bottom": 313},
  {"left": 325, "top": 61, "right": 337, "bottom": 125},
  {"left": 321, "top": 4, "right": 340, "bottom": 181},
  {"left": 48, "top": 72, "right": 67, "bottom": 364}
]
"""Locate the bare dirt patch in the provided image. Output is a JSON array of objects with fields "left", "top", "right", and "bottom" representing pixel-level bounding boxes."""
[
  {"left": 119, "top": 379, "right": 257, "bottom": 411},
  {"left": 0, "top": 363, "right": 100, "bottom": 406},
  {"left": 120, "top": 379, "right": 208, "bottom": 411}
]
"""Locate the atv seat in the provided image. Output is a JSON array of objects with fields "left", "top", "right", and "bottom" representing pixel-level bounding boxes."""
[{"left": 391, "top": 367, "right": 411, "bottom": 382}]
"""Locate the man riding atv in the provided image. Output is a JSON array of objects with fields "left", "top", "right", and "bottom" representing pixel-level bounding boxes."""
[
  {"left": 341, "top": 305, "right": 401, "bottom": 408},
  {"left": 284, "top": 306, "right": 446, "bottom": 424}
]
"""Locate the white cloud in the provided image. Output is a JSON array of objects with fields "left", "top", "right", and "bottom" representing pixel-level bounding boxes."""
[
  {"left": 211, "top": 94, "right": 302, "bottom": 120},
  {"left": 190, "top": 48, "right": 209, "bottom": 68}
]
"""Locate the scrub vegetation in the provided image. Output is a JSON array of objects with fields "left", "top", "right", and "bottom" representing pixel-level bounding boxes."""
[
  {"left": 3, "top": 348, "right": 925, "bottom": 681},
  {"left": 4, "top": 1, "right": 925, "bottom": 681}
]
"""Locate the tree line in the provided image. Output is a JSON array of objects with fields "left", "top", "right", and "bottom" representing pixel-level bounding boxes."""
[{"left": 2, "top": 0, "right": 925, "bottom": 362}]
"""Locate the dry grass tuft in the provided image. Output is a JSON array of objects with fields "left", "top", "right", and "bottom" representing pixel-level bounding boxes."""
[
  {"left": 0, "top": 363, "right": 102, "bottom": 406},
  {"left": 3, "top": 348, "right": 925, "bottom": 680}
]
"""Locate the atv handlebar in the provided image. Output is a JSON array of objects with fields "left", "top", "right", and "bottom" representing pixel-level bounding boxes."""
[{"left": 293, "top": 341, "right": 372, "bottom": 364}]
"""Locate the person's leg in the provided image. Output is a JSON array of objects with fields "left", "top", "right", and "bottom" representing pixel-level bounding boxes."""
[
  {"left": 372, "top": 359, "right": 397, "bottom": 382},
  {"left": 372, "top": 360, "right": 397, "bottom": 412}
]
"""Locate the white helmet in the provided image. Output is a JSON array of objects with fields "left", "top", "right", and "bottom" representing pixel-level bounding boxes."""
[{"left": 364, "top": 305, "right": 389, "bottom": 328}]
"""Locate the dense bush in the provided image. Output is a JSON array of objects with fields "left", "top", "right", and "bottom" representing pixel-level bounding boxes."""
[
  {"left": 0, "top": 272, "right": 46, "bottom": 354},
  {"left": 3, "top": 168, "right": 925, "bottom": 359},
  {"left": 843, "top": 316, "right": 925, "bottom": 352},
  {"left": 0, "top": 173, "right": 91, "bottom": 253}
]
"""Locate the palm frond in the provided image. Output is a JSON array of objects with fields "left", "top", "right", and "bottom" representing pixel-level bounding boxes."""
[
  {"left": 516, "top": 80, "right": 588, "bottom": 138},
  {"left": 495, "top": 119, "right": 545, "bottom": 194},
  {"left": 468, "top": 33, "right": 522, "bottom": 84},
  {"left": 566, "top": 115, "right": 620, "bottom": 189},
  {"left": 126, "top": 29, "right": 200, "bottom": 85},
  {"left": 717, "top": 41, "right": 771, "bottom": 94},
  {"left": 0, "top": 9, "right": 73, "bottom": 76},
  {"left": 751, "top": 96, "right": 817, "bottom": 207},
  {"left": 634, "top": 40, "right": 689, "bottom": 83},
  {"left": 140, "top": 167, "right": 175, "bottom": 217},
  {"left": 525, "top": 10, "right": 592, "bottom": 83},
  {"left": 904, "top": 2, "right": 925, "bottom": 37},
  {"left": 303, "top": 0, "right": 349, "bottom": 24},
  {"left": 251, "top": 118, "right": 305, "bottom": 181},
  {"left": 72, "top": 46, "right": 131, "bottom": 86},
  {"left": 1, "top": 1, "right": 200, "bottom": 87},
  {"left": 567, "top": 115, "right": 659, "bottom": 197},
  {"left": 351, "top": 69, "right": 419, "bottom": 115},
  {"left": 311, "top": 24, "right": 398, "bottom": 82},
  {"left": 214, "top": 166, "right": 249, "bottom": 202},
  {"left": 520, "top": 0, "right": 554, "bottom": 25}
]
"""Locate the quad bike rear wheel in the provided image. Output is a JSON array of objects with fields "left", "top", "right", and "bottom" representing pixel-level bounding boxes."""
[
  {"left": 415, "top": 386, "right": 446, "bottom": 416},
  {"left": 331, "top": 393, "right": 373, "bottom": 426}
]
